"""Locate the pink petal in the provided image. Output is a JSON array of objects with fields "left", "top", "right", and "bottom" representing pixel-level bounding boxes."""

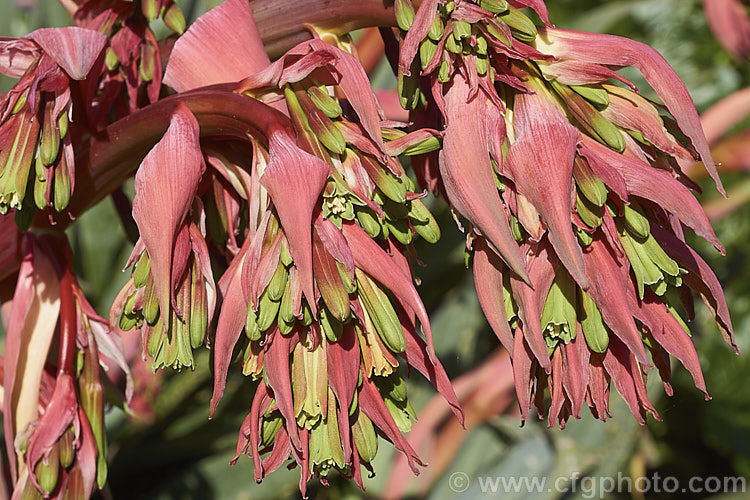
[
  {"left": 581, "top": 230, "right": 652, "bottom": 367},
  {"left": 509, "top": 0, "right": 551, "bottom": 26},
  {"left": 600, "top": 85, "right": 692, "bottom": 160},
  {"left": 578, "top": 151, "right": 628, "bottom": 202},
  {"left": 472, "top": 238, "right": 514, "bottom": 353},
  {"left": 384, "top": 129, "right": 442, "bottom": 157},
  {"left": 163, "top": 0, "right": 270, "bottom": 92},
  {"left": 399, "top": 308, "right": 464, "bottom": 425},
  {"left": 504, "top": 84, "right": 587, "bottom": 287},
  {"left": 326, "top": 325, "right": 360, "bottom": 417},
  {"left": 439, "top": 74, "right": 529, "bottom": 281},
  {"left": 512, "top": 327, "right": 535, "bottom": 422},
  {"left": 326, "top": 326, "right": 359, "bottom": 460},
  {"left": 210, "top": 239, "right": 251, "bottom": 416},
  {"left": 0, "top": 38, "right": 40, "bottom": 78},
  {"left": 263, "top": 330, "right": 301, "bottom": 451},
  {"left": 188, "top": 224, "right": 217, "bottom": 321},
  {"left": 547, "top": 348, "right": 566, "bottom": 428},
  {"left": 262, "top": 426, "right": 293, "bottom": 479},
  {"left": 313, "top": 213, "right": 355, "bottom": 279},
  {"left": 132, "top": 104, "right": 205, "bottom": 320},
  {"left": 579, "top": 136, "right": 723, "bottom": 252},
  {"left": 651, "top": 225, "right": 736, "bottom": 353},
  {"left": 399, "top": 0, "right": 439, "bottom": 75},
  {"left": 561, "top": 327, "right": 590, "bottom": 418},
  {"left": 341, "top": 221, "right": 438, "bottom": 363},
  {"left": 587, "top": 352, "right": 611, "bottom": 420},
  {"left": 76, "top": 406, "right": 99, "bottom": 498},
  {"left": 304, "top": 40, "right": 385, "bottom": 151},
  {"left": 629, "top": 288, "right": 709, "bottom": 398},
  {"left": 358, "top": 374, "right": 424, "bottom": 473},
  {"left": 538, "top": 60, "right": 636, "bottom": 89},
  {"left": 28, "top": 27, "right": 107, "bottom": 80},
  {"left": 601, "top": 336, "right": 645, "bottom": 424},
  {"left": 260, "top": 127, "right": 330, "bottom": 315},
  {"left": 509, "top": 242, "right": 556, "bottom": 372},
  {"left": 26, "top": 374, "right": 78, "bottom": 489},
  {"left": 704, "top": 0, "right": 750, "bottom": 59},
  {"left": 537, "top": 27, "right": 724, "bottom": 195}
]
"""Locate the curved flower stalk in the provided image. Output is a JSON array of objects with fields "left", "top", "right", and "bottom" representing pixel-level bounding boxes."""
[
  {"left": 393, "top": 0, "right": 736, "bottom": 426},
  {"left": 3, "top": 234, "right": 131, "bottom": 499},
  {"left": 0, "top": 27, "right": 107, "bottom": 225}
]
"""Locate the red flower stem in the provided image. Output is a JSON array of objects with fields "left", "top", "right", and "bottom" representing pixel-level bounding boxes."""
[
  {"left": 250, "top": 0, "right": 399, "bottom": 58},
  {"left": 67, "top": 88, "right": 290, "bottom": 217},
  {"left": 58, "top": 265, "right": 77, "bottom": 376}
]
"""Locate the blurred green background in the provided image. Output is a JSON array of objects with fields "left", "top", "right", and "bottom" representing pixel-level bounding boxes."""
[{"left": 2, "top": 0, "right": 750, "bottom": 498}]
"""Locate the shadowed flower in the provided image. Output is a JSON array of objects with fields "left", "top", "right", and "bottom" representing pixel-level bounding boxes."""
[
  {"left": 394, "top": 0, "right": 735, "bottom": 426},
  {"left": 3, "top": 234, "right": 130, "bottom": 498}
]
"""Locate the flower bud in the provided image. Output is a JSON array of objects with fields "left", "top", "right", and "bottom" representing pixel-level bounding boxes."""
[
  {"left": 499, "top": 6, "right": 537, "bottom": 42},
  {"left": 164, "top": 3, "right": 187, "bottom": 34},
  {"left": 133, "top": 252, "right": 151, "bottom": 288},
  {"left": 141, "top": 0, "right": 159, "bottom": 21},
  {"left": 40, "top": 101, "right": 60, "bottom": 167},
  {"left": 571, "top": 84, "right": 609, "bottom": 107},
  {"left": 307, "top": 85, "right": 343, "bottom": 119},
  {"left": 309, "top": 389, "right": 345, "bottom": 476},
  {"left": 53, "top": 156, "right": 71, "bottom": 212},
  {"left": 105, "top": 47, "right": 119, "bottom": 71},
  {"left": 257, "top": 289, "right": 281, "bottom": 332},
  {"left": 395, "top": 0, "right": 416, "bottom": 31},
  {"left": 34, "top": 445, "right": 60, "bottom": 496},
  {"left": 139, "top": 43, "right": 156, "bottom": 83},
  {"left": 58, "top": 426, "right": 76, "bottom": 469},
  {"left": 428, "top": 13, "right": 444, "bottom": 41},
  {"left": 478, "top": 0, "right": 509, "bottom": 14},
  {"left": 356, "top": 269, "right": 406, "bottom": 353},
  {"left": 260, "top": 411, "right": 283, "bottom": 448},
  {"left": 420, "top": 38, "right": 439, "bottom": 70},
  {"left": 540, "top": 271, "right": 577, "bottom": 345},
  {"left": 351, "top": 410, "right": 378, "bottom": 464},
  {"left": 623, "top": 204, "right": 650, "bottom": 239},
  {"left": 579, "top": 290, "right": 609, "bottom": 353}
]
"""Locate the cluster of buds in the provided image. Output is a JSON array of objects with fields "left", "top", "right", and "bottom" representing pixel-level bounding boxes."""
[
  {"left": 4, "top": 235, "right": 131, "bottom": 498},
  {"left": 111, "top": 105, "right": 216, "bottom": 371},
  {"left": 0, "top": 28, "right": 106, "bottom": 226},
  {"left": 113, "top": 221, "right": 216, "bottom": 370},
  {"left": 394, "top": 0, "right": 736, "bottom": 425},
  {"left": 70, "top": 0, "right": 186, "bottom": 124}
]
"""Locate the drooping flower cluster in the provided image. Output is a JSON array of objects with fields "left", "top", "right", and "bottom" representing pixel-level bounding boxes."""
[
  {"left": 0, "top": 28, "right": 106, "bottom": 225},
  {"left": 394, "top": 0, "right": 736, "bottom": 426},
  {"left": 108, "top": 0, "right": 461, "bottom": 491}
]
